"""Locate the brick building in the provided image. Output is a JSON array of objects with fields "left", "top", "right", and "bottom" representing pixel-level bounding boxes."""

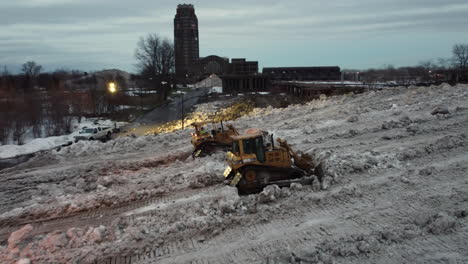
[
  {"left": 221, "top": 75, "right": 269, "bottom": 94},
  {"left": 231, "top": 59, "right": 258, "bottom": 75},
  {"left": 193, "top": 55, "right": 231, "bottom": 77},
  {"left": 174, "top": 4, "right": 199, "bottom": 82},
  {"left": 193, "top": 56, "right": 259, "bottom": 77},
  {"left": 263, "top": 66, "right": 341, "bottom": 81}
]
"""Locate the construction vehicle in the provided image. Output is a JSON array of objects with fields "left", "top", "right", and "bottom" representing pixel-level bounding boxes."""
[
  {"left": 223, "top": 130, "right": 316, "bottom": 194},
  {"left": 191, "top": 121, "right": 239, "bottom": 158}
]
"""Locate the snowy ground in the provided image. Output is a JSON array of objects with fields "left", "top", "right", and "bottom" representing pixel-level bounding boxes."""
[
  {"left": 0, "top": 83, "right": 467, "bottom": 264},
  {"left": 0, "top": 118, "right": 127, "bottom": 159}
]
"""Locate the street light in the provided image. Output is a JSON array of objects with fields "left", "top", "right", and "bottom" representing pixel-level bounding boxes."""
[{"left": 108, "top": 82, "right": 117, "bottom": 94}]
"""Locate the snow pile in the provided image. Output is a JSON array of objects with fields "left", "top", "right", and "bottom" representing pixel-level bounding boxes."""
[
  {"left": 1, "top": 224, "right": 113, "bottom": 264},
  {"left": 0, "top": 136, "right": 70, "bottom": 159},
  {"left": 0, "top": 118, "right": 127, "bottom": 159},
  {"left": 257, "top": 185, "right": 291, "bottom": 203},
  {"left": 418, "top": 212, "right": 459, "bottom": 235},
  {"left": 1, "top": 83, "right": 468, "bottom": 264}
]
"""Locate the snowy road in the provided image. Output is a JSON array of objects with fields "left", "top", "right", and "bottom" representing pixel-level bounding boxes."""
[
  {"left": 1, "top": 83, "right": 468, "bottom": 264},
  {"left": 120, "top": 87, "right": 210, "bottom": 137}
]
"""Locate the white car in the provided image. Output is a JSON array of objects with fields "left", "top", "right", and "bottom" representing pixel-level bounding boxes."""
[{"left": 74, "top": 127, "right": 112, "bottom": 142}]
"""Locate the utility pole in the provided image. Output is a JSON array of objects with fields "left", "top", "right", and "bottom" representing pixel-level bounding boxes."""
[{"left": 181, "top": 93, "right": 184, "bottom": 130}]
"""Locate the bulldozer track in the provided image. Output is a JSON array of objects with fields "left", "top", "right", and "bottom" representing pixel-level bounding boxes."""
[
  {"left": 193, "top": 141, "right": 230, "bottom": 158},
  {"left": 93, "top": 158, "right": 468, "bottom": 264},
  {"left": 93, "top": 192, "right": 380, "bottom": 264},
  {"left": 235, "top": 165, "right": 307, "bottom": 194},
  {"left": 0, "top": 186, "right": 222, "bottom": 242},
  {"left": 2, "top": 148, "right": 465, "bottom": 262}
]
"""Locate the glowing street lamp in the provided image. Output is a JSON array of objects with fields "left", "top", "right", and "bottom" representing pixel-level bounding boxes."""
[{"left": 108, "top": 82, "right": 117, "bottom": 93}]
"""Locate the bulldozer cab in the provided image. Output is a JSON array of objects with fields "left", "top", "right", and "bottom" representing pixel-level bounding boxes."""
[
  {"left": 191, "top": 122, "right": 216, "bottom": 136},
  {"left": 232, "top": 134, "right": 266, "bottom": 163},
  {"left": 190, "top": 121, "right": 239, "bottom": 158},
  {"left": 229, "top": 131, "right": 283, "bottom": 166},
  {"left": 191, "top": 121, "right": 221, "bottom": 142}
]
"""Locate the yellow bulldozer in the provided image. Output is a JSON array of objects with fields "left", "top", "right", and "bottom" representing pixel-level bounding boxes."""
[
  {"left": 223, "top": 130, "right": 317, "bottom": 194},
  {"left": 191, "top": 121, "right": 239, "bottom": 158}
]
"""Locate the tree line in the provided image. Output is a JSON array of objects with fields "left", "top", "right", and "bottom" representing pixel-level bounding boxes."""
[
  {"left": 350, "top": 43, "right": 468, "bottom": 84},
  {"left": 0, "top": 33, "right": 175, "bottom": 146},
  {"left": 0, "top": 62, "right": 92, "bottom": 145}
]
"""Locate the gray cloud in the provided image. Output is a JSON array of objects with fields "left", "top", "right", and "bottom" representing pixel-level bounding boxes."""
[{"left": 1, "top": 0, "right": 467, "bottom": 72}]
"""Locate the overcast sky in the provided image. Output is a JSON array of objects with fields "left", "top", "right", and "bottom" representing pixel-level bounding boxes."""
[{"left": 1, "top": 0, "right": 467, "bottom": 73}]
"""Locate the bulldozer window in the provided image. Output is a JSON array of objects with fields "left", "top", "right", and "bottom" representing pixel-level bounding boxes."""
[
  {"left": 255, "top": 137, "right": 265, "bottom": 163},
  {"left": 243, "top": 138, "right": 255, "bottom": 154},
  {"left": 233, "top": 141, "right": 240, "bottom": 154},
  {"left": 242, "top": 137, "right": 265, "bottom": 163}
]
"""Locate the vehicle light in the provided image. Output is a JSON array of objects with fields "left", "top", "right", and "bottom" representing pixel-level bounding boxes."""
[
  {"left": 242, "top": 158, "right": 256, "bottom": 163},
  {"left": 226, "top": 151, "right": 235, "bottom": 159},
  {"left": 223, "top": 166, "right": 232, "bottom": 178},
  {"left": 230, "top": 172, "right": 242, "bottom": 186}
]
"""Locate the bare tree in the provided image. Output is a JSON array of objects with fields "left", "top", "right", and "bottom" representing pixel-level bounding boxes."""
[
  {"left": 21, "top": 61, "right": 43, "bottom": 91},
  {"left": 47, "top": 90, "right": 69, "bottom": 136},
  {"left": 22, "top": 61, "right": 42, "bottom": 78},
  {"left": 12, "top": 102, "right": 27, "bottom": 145},
  {"left": 135, "top": 34, "right": 175, "bottom": 101},
  {"left": 1, "top": 65, "right": 9, "bottom": 77},
  {"left": 418, "top": 60, "right": 436, "bottom": 83},
  {"left": 25, "top": 93, "right": 43, "bottom": 138},
  {"left": 115, "top": 73, "right": 128, "bottom": 90},
  {"left": 0, "top": 99, "right": 13, "bottom": 144},
  {"left": 437, "top": 58, "right": 450, "bottom": 70},
  {"left": 71, "top": 97, "right": 84, "bottom": 123},
  {"left": 419, "top": 60, "right": 435, "bottom": 71},
  {"left": 452, "top": 44, "right": 468, "bottom": 69}
]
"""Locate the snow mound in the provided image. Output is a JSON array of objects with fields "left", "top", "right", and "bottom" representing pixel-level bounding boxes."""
[{"left": 0, "top": 136, "right": 70, "bottom": 159}]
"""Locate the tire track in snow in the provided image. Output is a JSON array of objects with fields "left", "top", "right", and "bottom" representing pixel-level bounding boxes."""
[
  {"left": 98, "top": 195, "right": 358, "bottom": 264},
  {"left": 0, "top": 185, "right": 222, "bottom": 242}
]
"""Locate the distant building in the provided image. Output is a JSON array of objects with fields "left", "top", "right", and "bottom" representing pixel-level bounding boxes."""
[
  {"left": 221, "top": 75, "right": 269, "bottom": 94},
  {"left": 263, "top": 66, "right": 341, "bottom": 81},
  {"left": 192, "top": 56, "right": 267, "bottom": 93},
  {"left": 193, "top": 55, "right": 231, "bottom": 77},
  {"left": 172, "top": 4, "right": 266, "bottom": 92},
  {"left": 172, "top": 4, "right": 268, "bottom": 92},
  {"left": 230, "top": 58, "right": 258, "bottom": 75},
  {"left": 193, "top": 56, "right": 259, "bottom": 77},
  {"left": 275, "top": 81, "right": 368, "bottom": 98},
  {"left": 174, "top": 4, "right": 199, "bottom": 82}
]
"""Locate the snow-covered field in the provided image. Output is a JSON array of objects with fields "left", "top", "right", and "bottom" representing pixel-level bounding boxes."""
[
  {"left": 0, "top": 118, "right": 127, "bottom": 159},
  {"left": 1, "top": 83, "right": 468, "bottom": 264}
]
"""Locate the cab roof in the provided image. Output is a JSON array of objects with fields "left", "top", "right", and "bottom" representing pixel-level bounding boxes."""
[
  {"left": 231, "top": 132, "right": 264, "bottom": 141},
  {"left": 191, "top": 121, "right": 216, "bottom": 127}
]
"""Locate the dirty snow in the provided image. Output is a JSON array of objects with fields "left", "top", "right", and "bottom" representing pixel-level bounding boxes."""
[{"left": 0, "top": 83, "right": 468, "bottom": 264}]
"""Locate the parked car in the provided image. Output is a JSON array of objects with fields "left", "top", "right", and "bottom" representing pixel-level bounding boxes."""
[{"left": 74, "top": 127, "right": 112, "bottom": 142}]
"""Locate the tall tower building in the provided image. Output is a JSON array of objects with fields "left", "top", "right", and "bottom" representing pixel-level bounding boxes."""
[{"left": 174, "top": 4, "right": 199, "bottom": 82}]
